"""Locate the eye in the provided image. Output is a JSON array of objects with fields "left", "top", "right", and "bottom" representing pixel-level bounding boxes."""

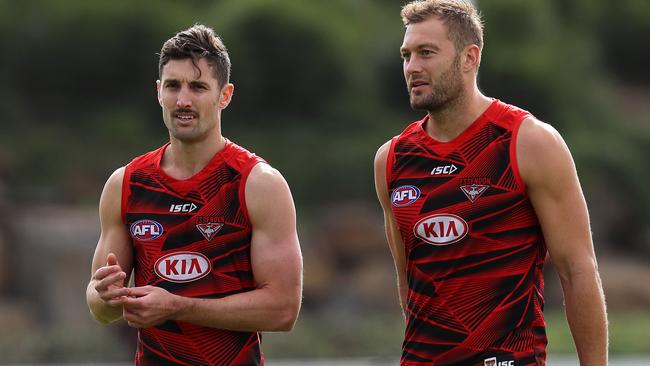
[
  {"left": 420, "top": 49, "right": 434, "bottom": 57},
  {"left": 401, "top": 52, "right": 411, "bottom": 61},
  {"left": 191, "top": 83, "right": 208, "bottom": 91},
  {"left": 164, "top": 82, "right": 179, "bottom": 89}
]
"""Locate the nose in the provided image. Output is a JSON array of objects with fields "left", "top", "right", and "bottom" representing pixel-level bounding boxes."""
[
  {"left": 404, "top": 55, "right": 422, "bottom": 77},
  {"left": 176, "top": 86, "right": 192, "bottom": 108}
]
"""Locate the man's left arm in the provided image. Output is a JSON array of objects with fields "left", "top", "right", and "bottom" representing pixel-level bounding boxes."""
[
  {"left": 122, "top": 163, "right": 303, "bottom": 332},
  {"left": 518, "top": 117, "right": 608, "bottom": 365}
]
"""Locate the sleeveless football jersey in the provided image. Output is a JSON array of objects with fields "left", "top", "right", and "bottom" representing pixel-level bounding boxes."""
[
  {"left": 387, "top": 100, "right": 548, "bottom": 366},
  {"left": 122, "top": 139, "right": 265, "bottom": 366}
]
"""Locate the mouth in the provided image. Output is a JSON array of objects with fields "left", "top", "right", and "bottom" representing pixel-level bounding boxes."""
[
  {"left": 173, "top": 110, "right": 198, "bottom": 125},
  {"left": 409, "top": 80, "right": 429, "bottom": 92}
]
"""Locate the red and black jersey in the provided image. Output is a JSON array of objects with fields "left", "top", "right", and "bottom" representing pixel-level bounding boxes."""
[
  {"left": 122, "top": 139, "right": 265, "bottom": 366},
  {"left": 387, "top": 100, "right": 548, "bottom": 366}
]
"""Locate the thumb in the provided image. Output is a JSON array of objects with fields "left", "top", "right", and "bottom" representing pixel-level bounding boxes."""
[{"left": 107, "top": 252, "right": 120, "bottom": 268}]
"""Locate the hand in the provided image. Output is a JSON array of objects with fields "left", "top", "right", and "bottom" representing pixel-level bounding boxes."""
[
  {"left": 92, "top": 253, "right": 129, "bottom": 307},
  {"left": 122, "top": 285, "right": 181, "bottom": 328}
]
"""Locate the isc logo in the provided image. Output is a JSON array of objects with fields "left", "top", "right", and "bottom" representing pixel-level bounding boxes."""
[
  {"left": 414, "top": 214, "right": 468, "bottom": 245},
  {"left": 130, "top": 220, "right": 163, "bottom": 241},
  {"left": 391, "top": 185, "right": 421, "bottom": 207},
  {"left": 431, "top": 164, "right": 458, "bottom": 175},
  {"left": 154, "top": 252, "right": 212, "bottom": 283},
  {"left": 169, "top": 203, "right": 198, "bottom": 213}
]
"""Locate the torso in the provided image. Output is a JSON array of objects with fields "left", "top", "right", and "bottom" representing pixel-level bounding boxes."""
[
  {"left": 387, "top": 99, "right": 548, "bottom": 366},
  {"left": 122, "top": 139, "right": 265, "bottom": 366}
]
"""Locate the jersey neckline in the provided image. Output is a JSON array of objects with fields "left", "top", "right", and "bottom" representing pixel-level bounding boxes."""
[
  {"left": 155, "top": 138, "right": 233, "bottom": 183},
  {"left": 417, "top": 98, "right": 500, "bottom": 145}
]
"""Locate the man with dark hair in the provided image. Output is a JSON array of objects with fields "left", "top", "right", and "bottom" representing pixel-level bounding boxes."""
[
  {"left": 374, "top": 0, "right": 607, "bottom": 365},
  {"left": 86, "top": 24, "right": 303, "bottom": 365}
]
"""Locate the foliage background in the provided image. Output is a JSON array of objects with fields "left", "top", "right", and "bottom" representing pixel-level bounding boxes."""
[{"left": 0, "top": 0, "right": 648, "bottom": 362}]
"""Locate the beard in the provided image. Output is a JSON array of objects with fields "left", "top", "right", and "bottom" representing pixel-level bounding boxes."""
[{"left": 409, "top": 54, "right": 464, "bottom": 113}]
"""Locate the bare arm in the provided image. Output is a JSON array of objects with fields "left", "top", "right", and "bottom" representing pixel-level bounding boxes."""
[
  {"left": 374, "top": 140, "right": 408, "bottom": 319},
  {"left": 518, "top": 117, "right": 608, "bottom": 365},
  {"left": 86, "top": 167, "right": 134, "bottom": 323},
  {"left": 122, "top": 163, "right": 303, "bottom": 332}
]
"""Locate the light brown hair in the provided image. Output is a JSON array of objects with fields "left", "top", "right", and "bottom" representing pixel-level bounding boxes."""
[{"left": 401, "top": 0, "right": 483, "bottom": 53}]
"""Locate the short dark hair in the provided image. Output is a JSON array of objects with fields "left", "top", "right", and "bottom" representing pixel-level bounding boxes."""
[
  {"left": 401, "top": 0, "right": 483, "bottom": 53},
  {"left": 158, "top": 24, "right": 231, "bottom": 87}
]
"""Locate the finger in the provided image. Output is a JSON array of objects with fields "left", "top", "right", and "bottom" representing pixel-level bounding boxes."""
[
  {"left": 121, "top": 295, "right": 143, "bottom": 311},
  {"left": 92, "top": 265, "right": 121, "bottom": 281},
  {"left": 99, "top": 287, "right": 130, "bottom": 302},
  {"left": 127, "top": 286, "right": 155, "bottom": 297},
  {"left": 127, "top": 320, "right": 143, "bottom": 329},
  {"left": 95, "top": 271, "right": 126, "bottom": 292},
  {"left": 107, "top": 252, "right": 120, "bottom": 268},
  {"left": 105, "top": 295, "right": 128, "bottom": 307}
]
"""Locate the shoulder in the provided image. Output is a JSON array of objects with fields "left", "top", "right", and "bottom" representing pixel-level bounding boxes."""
[
  {"left": 103, "top": 167, "right": 126, "bottom": 196},
  {"left": 374, "top": 139, "right": 393, "bottom": 169},
  {"left": 245, "top": 163, "right": 292, "bottom": 206},
  {"left": 244, "top": 163, "right": 295, "bottom": 225},
  {"left": 247, "top": 163, "right": 286, "bottom": 189},
  {"left": 517, "top": 117, "right": 575, "bottom": 187}
]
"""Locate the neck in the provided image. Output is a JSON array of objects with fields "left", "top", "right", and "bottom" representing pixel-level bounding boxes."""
[
  {"left": 162, "top": 133, "right": 226, "bottom": 180},
  {"left": 425, "top": 88, "right": 492, "bottom": 142}
]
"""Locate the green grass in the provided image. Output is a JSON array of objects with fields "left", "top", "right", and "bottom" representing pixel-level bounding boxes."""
[
  {"left": 264, "top": 310, "right": 650, "bottom": 358},
  {"left": 546, "top": 310, "right": 650, "bottom": 354}
]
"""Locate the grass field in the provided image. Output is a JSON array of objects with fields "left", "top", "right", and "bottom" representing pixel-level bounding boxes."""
[
  {"left": 0, "top": 310, "right": 648, "bottom": 363},
  {"left": 263, "top": 310, "right": 650, "bottom": 358}
]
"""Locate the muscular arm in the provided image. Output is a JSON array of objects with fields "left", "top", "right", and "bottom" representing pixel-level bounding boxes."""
[
  {"left": 518, "top": 118, "right": 608, "bottom": 364},
  {"left": 86, "top": 167, "right": 134, "bottom": 323},
  {"left": 374, "top": 140, "right": 408, "bottom": 319},
  {"left": 122, "top": 163, "right": 303, "bottom": 332}
]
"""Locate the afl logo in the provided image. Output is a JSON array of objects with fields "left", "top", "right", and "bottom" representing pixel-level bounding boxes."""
[
  {"left": 130, "top": 219, "right": 163, "bottom": 241},
  {"left": 414, "top": 214, "right": 468, "bottom": 245},
  {"left": 391, "top": 185, "right": 421, "bottom": 207},
  {"left": 154, "top": 252, "right": 212, "bottom": 283}
]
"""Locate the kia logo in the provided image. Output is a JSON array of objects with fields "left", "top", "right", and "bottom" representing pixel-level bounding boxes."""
[
  {"left": 154, "top": 252, "right": 212, "bottom": 283},
  {"left": 414, "top": 214, "right": 468, "bottom": 245}
]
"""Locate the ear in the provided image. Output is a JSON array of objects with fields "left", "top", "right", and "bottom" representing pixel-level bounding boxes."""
[
  {"left": 156, "top": 80, "right": 163, "bottom": 106},
  {"left": 218, "top": 83, "right": 234, "bottom": 109},
  {"left": 461, "top": 44, "right": 481, "bottom": 73}
]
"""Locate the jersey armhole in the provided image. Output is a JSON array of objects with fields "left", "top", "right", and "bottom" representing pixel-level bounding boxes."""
[
  {"left": 510, "top": 114, "right": 530, "bottom": 192},
  {"left": 385, "top": 136, "right": 399, "bottom": 191},
  {"left": 239, "top": 159, "right": 266, "bottom": 224},
  {"left": 120, "top": 164, "right": 133, "bottom": 225}
]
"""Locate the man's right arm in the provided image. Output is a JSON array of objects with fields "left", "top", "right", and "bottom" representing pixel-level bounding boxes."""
[
  {"left": 86, "top": 167, "right": 134, "bottom": 324},
  {"left": 374, "top": 140, "right": 408, "bottom": 318}
]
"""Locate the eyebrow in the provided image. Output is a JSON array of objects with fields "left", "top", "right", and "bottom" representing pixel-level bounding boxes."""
[
  {"left": 401, "top": 43, "right": 441, "bottom": 53},
  {"left": 162, "top": 79, "right": 210, "bottom": 88}
]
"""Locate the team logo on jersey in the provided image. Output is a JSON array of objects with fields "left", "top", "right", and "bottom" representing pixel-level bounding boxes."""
[
  {"left": 414, "top": 213, "right": 468, "bottom": 245},
  {"left": 431, "top": 163, "right": 459, "bottom": 175},
  {"left": 130, "top": 219, "right": 163, "bottom": 241},
  {"left": 391, "top": 185, "right": 421, "bottom": 207},
  {"left": 484, "top": 357, "right": 514, "bottom": 366},
  {"left": 155, "top": 251, "right": 212, "bottom": 283},
  {"left": 460, "top": 184, "right": 490, "bottom": 203},
  {"left": 196, "top": 223, "right": 224, "bottom": 241},
  {"left": 196, "top": 216, "right": 225, "bottom": 241}
]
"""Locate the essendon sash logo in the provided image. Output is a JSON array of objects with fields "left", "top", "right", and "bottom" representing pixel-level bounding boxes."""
[
  {"left": 196, "top": 216, "right": 224, "bottom": 241},
  {"left": 154, "top": 252, "right": 211, "bottom": 283},
  {"left": 414, "top": 213, "right": 468, "bottom": 245}
]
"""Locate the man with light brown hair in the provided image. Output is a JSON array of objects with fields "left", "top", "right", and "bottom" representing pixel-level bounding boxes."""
[{"left": 374, "top": 1, "right": 608, "bottom": 364}]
